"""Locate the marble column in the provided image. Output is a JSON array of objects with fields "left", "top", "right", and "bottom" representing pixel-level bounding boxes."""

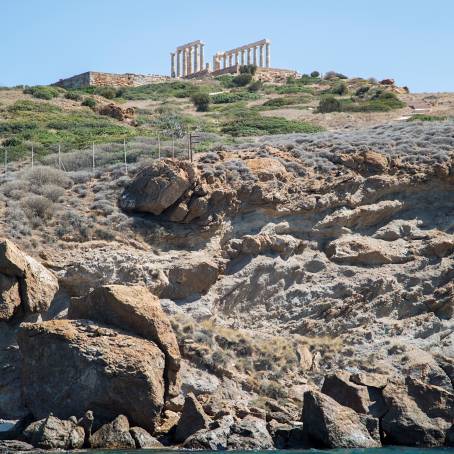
[
  {"left": 170, "top": 52, "right": 176, "bottom": 77},
  {"left": 235, "top": 51, "right": 239, "bottom": 65},
  {"left": 247, "top": 48, "right": 251, "bottom": 65},
  {"left": 228, "top": 53, "right": 233, "bottom": 66},
  {"left": 199, "top": 44, "right": 204, "bottom": 71},
  {"left": 187, "top": 46, "right": 193, "bottom": 75},
  {"left": 265, "top": 43, "right": 270, "bottom": 68},
  {"left": 182, "top": 48, "right": 187, "bottom": 76},
  {"left": 193, "top": 45, "right": 199, "bottom": 73},
  {"left": 253, "top": 47, "right": 257, "bottom": 66},
  {"left": 259, "top": 45, "right": 264, "bottom": 67},
  {"left": 241, "top": 49, "right": 245, "bottom": 65},
  {"left": 176, "top": 50, "right": 181, "bottom": 77},
  {"left": 223, "top": 53, "right": 227, "bottom": 68}
]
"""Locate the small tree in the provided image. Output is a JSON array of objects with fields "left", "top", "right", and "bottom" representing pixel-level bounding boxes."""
[
  {"left": 240, "top": 64, "right": 257, "bottom": 75},
  {"left": 232, "top": 73, "right": 253, "bottom": 87},
  {"left": 191, "top": 92, "right": 210, "bottom": 112},
  {"left": 81, "top": 97, "right": 97, "bottom": 109},
  {"left": 248, "top": 80, "right": 263, "bottom": 92},
  {"left": 318, "top": 95, "right": 342, "bottom": 113},
  {"left": 331, "top": 81, "right": 348, "bottom": 96},
  {"left": 310, "top": 71, "right": 320, "bottom": 78}
]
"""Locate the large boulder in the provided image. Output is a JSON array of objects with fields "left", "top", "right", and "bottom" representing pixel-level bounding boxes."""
[
  {"left": 326, "top": 235, "right": 413, "bottom": 266},
  {"left": 17, "top": 319, "right": 165, "bottom": 432},
  {"left": 69, "top": 284, "right": 181, "bottom": 398},
  {"left": 22, "top": 415, "right": 85, "bottom": 450},
  {"left": 89, "top": 415, "right": 135, "bottom": 449},
  {"left": 321, "top": 371, "right": 387, "bottom": 417},
  {"left": 228, "top": 415, "right": 274, "bottom": 450},
  {"left": 0, "top": 239, "right": 58, "bottom": 317},
  {"left": 120, "top": 159, "right": 196, "bottom": 215},
  {"left": 302, "top": 390, "right": 379, "bottom": 448},
  {"left": 130, "top": 426, "right": 163, "bottom": 448},
  {"left": 381, "top": 376, "right": 454, "bottom": 446},
  {"left": 174, "top": 393, "right": 211, "bottom": 443}
]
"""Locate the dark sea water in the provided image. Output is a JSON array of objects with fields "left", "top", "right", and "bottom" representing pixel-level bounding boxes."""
[{"left": 60, "top": 448, "right": 454, "bottom": 454}]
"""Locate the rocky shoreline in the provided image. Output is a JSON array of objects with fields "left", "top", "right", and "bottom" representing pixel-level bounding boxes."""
[{"left": 0, "top": 123, "right": 453, "bottom": 451}]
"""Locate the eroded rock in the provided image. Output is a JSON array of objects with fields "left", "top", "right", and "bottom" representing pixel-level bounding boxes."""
[
  {"left": 90, "top": 415, "right": 135, "bottom": 449},
  {"left": 174, "top": 393, "right": 211, "bottom": 443}
]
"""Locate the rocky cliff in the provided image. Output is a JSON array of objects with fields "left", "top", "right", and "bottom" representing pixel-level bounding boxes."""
[{"left": 0, "top": 121, "right": 453, "bottom": 450}]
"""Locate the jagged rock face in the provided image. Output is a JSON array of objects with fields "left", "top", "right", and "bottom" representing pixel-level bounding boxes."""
[
  {"left": 302, "top": 390, "right": 379, "bottom": 448},
  {"left": 0, "top": 239, "right": 58, "bottom": 318},
  {"left": 69, "top": 284, "right": 181, "bottom": 398},
  {"left": 174, "top": 393, "right": 211, "bottom": 443},
  {"left": 17, "top": 319, "right": 165, "bottom": 432},
  {"left": 120, "top": 159, "right": 196, "bottom": 215}
]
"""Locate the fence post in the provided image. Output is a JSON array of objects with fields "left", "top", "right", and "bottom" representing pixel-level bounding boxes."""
[
  {"left": 157, "top": 134, "right": 161, "bottom": 160},
  {"left": 31, "top": 145, "right": 34, "bottom": 170},
  {"left": 92, "top": 142, "right": 95, "bottom": 172},
  {"left": 123, "top": 138, "right": 128, "bottom": 174}
]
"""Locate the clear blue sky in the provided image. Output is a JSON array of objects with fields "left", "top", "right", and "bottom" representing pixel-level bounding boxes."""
[{"left": 1, "top": 0, "right": 453, "bottom": 92}]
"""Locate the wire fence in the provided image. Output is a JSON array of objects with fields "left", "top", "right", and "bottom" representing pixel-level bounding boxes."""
[{"left": 0, "top": 132, "right": 212, "bottom": 179}]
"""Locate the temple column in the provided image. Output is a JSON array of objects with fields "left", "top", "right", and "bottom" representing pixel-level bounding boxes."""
[
  {"left": 235, "top": 51, "right": 239, "bottom": 65},
  {"left": 228, "top": 53, "right": 233, "bottom": 66},
  {"left": 182, "top": 48, "right": 187, "bottom": 76},
  {"left": 199, "top": 44, "right": 204, "bottom": 71},
  {"left": 241, "top": 49, "right": 245, "bottom": 65},
  {"left": 247, "top": 47, "right": 251, "bottom": 64},
  {"left": 259, "top": 45, "right": 264, "bottom": 67},
  {"left": 253, "top": 46, "right": 257, "bottom": 66},
  {"left": 265, "top": 43, "right": 270, "bottom": 68},
  {"left": 222, "top": 53, "right": 227, "bottom": 68},
  {"left": 193, "top": 45, "right": 199, "bottom": 73},
  {"left": 176, "top": 50, "right": 181, "bottom": 77},
  {"left": 187, "top": 46, "right": 192, "bottom": 75},
  {"left": 170, "top": 52, "right": 176, "bottom": 77}
]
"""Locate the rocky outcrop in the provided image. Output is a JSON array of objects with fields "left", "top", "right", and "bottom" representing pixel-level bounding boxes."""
[
  {"left": 120, "top": 159, "right": 196, "bottom": 215},
  {"left": 22, "top": 415, "right": 85, "bottom": 450},
  {"left": 130, "top": 426, "right": 163, "bottom": 448},
  {"left": 98, "top": 103, "right": 135, "bottom": 123},
  {"left": 0, "top": 440, "right": 34, "bottom": 452},
  {"left": 69, "top": 284, "right": 181, "bottom": 398},
  {"left": 302, "top": 390, "right": 379, "bottom": 448},
  {"left": 174, "top": 393, "right": 211, "bottom": 443},
  {"left": 381, "top": 376, "right": 454, "bottom": 446},
  {"left": 0, "top": 239, "right": 58, "bottom": 318},
  {"left": 18, "top": 319, "right": 165, "bottom": 432},
  {"left": 89, "top": 415, "right": 135, "bottom": 449}
]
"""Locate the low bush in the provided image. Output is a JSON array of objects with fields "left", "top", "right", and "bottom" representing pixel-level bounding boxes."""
[
  {"left": 93, "top": 86, "right": 117, "bottom": 99},
  {"left": 64, "top": 91, "right": 82, "bottom": 101},
  {"left": 262, "top": 96, "right": 309, "bottom": 108},
  {"left": 23, "top": 86, "right": 60, "bottom": 100},
  {"left": 310, "top": 71, "right": 320, "bottom": 78},
  {"left": 191, "top": 92, "right": 210, "bottom": 112},
  {"left": 24, "top": 167, "right": 73, "bottom": 188},
  {"left": 330, "top": 81, "right": 348, "bottom": 95},
  {"left": 408, "top": 114, "right": 449, "bottom": 122},
  {"left": 248, "top": 80, "right": 263, "bottom": 92},
  {"left": 211, "top": 91, "right": 259, "bottom": 104},
  {"left": 239, "top": 64, "right": 257, "bottom": 75},
  {"left": 81, "top": 97, "right": 96, "bottom": 108},
  {"left": 317, "top": 95, "right": 342, "bottom": 113},
  {"left": 231, "top": 73, "right": 253, "bottom": 87},
  {"left": 21, "top": 195, "right": 54, "bottom": 220}
]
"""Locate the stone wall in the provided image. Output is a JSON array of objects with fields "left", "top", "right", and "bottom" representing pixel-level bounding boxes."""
[
  {"left": 54, "top": 71, "right": 171, "bottom": 89},
  {"left": 256, "top": 67, "right": 299, "bottom": 83}
]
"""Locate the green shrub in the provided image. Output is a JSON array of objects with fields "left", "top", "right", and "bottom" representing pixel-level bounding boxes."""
[
  {"left": 216, "top": 75, "right": 235, "bottom": 88},
  {"left": 23, "top": 86, "right": 60, "bottom": 100},
  {"left": 191, "top": 92, "right": 210, "bottom": 112},
  {"left": 408, "top": 114, "right": 449, "bottom": 122},
  {"left": 239, "top": 64, "right": 257, "bottom": 75},
  {"left": 310, "top": 71, "right": 320, "bottom": 78},
  {"left": 221, "top": 112, "right": 323, "bottom": 136},
  {"left": 64, "top": 91, "right": 82, "bottom": 101},
  {"left": 262, "top": 96, "right": 309, "bottom": 108},
  {"left": 232, "top": 73, "right": 253, "bottom": 87},
  {"left": 275, "top": 85, "right": 313, "bottom": 95},
  {"left": 81, "top": 97, "right": 97, "bottom": 109},
  {"left": 211, "top": 91, "right": 259, "bottom": 104},
  {"left": 355, "top": 86, "right": 370, "bottom": 97},
  {"left": 318, "top": 95, "right": 342, "bottom": 113},
  {"left": 93, "top": 86, "right": 117, "bottom": 99},
  {"left": 325, "top": 71, "right": 348, "bottom": 80},
  {"left": 331, "top": 82, "right": 348, "bottom": 95},
  {"left": 248, "top": 80, "right": 263, "bottom": 92}
]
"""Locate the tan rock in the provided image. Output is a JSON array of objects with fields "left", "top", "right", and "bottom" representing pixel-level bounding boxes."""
[
  {"left": 18, "top": 319, "right": 165, "bottom": 432},
  {"left": 0, "top": 274, "right": 21, "bottom": 320},
  {"left": 296, "top": 344, "right": 313, "bottom": 370},
  {"left": 90, "top": 415, "right": 135, "bottom": 449},
  {"left": 120, "top": 159, "right": 196, "bottom": 215},
  {"left": 174, "top": 393, "right": 211, "bottom": 443},
  {"left": 362, "top": 151, "right": 388, "bottom": 172},
  {"left": 69, "top": 284, "right": 181, "bottom": 398},
  {"left": 0, "top": 239, "right": 28, "bottom": 277}
]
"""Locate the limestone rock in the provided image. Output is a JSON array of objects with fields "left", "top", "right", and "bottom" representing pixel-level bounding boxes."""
[
  {"left": 130, "top": 426, "right": 163, "bottom": 448},
  {"left": 296, "top": 344, "right": 313, "bottom": 370},
  {"left": 0, "top": 239, "right": 58, "bottom": 315},
  {"left": 22, "top": 415, "right": 85, "bottom": 450},
  {"left": 90, "top": 415, "right": 135, "bottom": 449},
  {"left": 228, "top": 415, "right": 274, "bottom": 450},
  {"left": 302, "top": 390, "right": 379, "bottom": 448},
  {"left": 381, "top": 376, "right": 454, "bottom": 446},
  {"left": 174, "top": 393, "right": 211, "bottom": 443},
  {"left": 0, "top": 275, "right": 20, "bottom": 321},
  {"left": 321, "top": 371, "right": 386, "bottom": 417},
  {"left": 362, "top": 150, "right": 388, "bottom": 172},
  {"left": 0, "top": 440, "right": 34, "bottom": 452},
  {"left": 120, "top": 159, "right": 196, "bottom": 215},
  {"left": 18, "top": 319, "right": 165, "bottom": 432},
  {"left": 69, "top": 284, "right": 181, "bottom": 398},
  {"left": 326, "top": 235, "right": 413, "bottom": 265}
]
